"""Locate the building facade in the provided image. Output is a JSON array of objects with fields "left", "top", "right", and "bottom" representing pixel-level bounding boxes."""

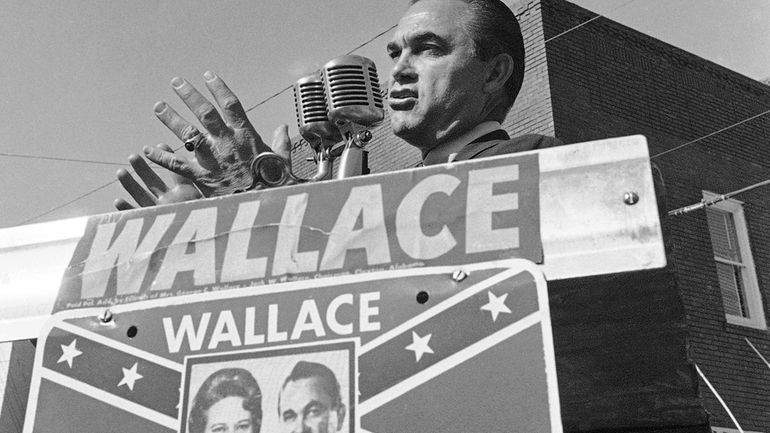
[
  {"left": 296, "top": 1, "right": 770, "bottom": 431},
  {"left": 543, "top": 0, "right": 770, "bottom": 431}
]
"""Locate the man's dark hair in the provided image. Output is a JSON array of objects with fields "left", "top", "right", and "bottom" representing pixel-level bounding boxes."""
[
  {"left": 410, "top": 0, "right": 526, "bottom": 115},
  {"left": 279, "top": 361, "right": 342, "bottom": 412},
  {"left": 189, "top": 368, "right": 262, "bottom": 433}
]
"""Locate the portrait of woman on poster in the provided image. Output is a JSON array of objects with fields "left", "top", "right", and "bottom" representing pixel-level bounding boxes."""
[{"left": 188, "top": 367, "right": 262, "bottom": 433}]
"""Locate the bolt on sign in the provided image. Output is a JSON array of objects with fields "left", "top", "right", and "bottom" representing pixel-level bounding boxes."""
[{"left": 24, "top": 260, "right": 561, "bottom": 433}]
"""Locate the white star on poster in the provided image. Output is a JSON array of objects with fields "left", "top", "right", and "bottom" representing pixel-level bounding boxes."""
[
  {"left": 57, "top": 339, "right": 82, "bottom": 368},
  {"left": 405, "top": 331, "right": 434, "bottom": 362},
  {"left": 481, "top": 290, "right": 512, "bottom": 322},
  {"left": 118, "top": 362, "right": 143, "bottom": 391}
]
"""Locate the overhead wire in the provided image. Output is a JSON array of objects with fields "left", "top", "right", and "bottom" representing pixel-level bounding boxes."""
[
  {"left": 13, "top": 144, "right": 186, "bottom": 226},
  {"left": 651, "top": 108, "right": 770, "bottom": 159},
  {"left": 668, "top": 178, "right": 770, "bottom": 216},
  {"left": 16, "top": 179, "right": 119, "bottom": 226},
  {"left": 0, "top": 152, "right": 125, "bottom": 167},
  {"left": 544, "top": 0, "right": 637, "bottom": 43},
  {"left": 653, "top": 108, "right": 770, "bottom": 217},
  {"left": 241, "top": 23, "right": 400, "bottom": 115}
]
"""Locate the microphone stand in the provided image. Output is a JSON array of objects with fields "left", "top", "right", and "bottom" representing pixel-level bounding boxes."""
[
  {"left": 331, "top": 121, "right": 373, "bottom": 179},
  {"left": 302, "top": 131, "right": 338, "bottom": 182}
]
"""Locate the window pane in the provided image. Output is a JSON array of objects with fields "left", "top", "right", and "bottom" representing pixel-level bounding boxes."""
[{"left": 715, "top": 262, "right": 747, "bottom": 317}]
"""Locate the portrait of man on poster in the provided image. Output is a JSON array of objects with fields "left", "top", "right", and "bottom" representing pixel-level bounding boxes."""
[{"left": 277, "top": 361, "right": 348, "bottom": 433}]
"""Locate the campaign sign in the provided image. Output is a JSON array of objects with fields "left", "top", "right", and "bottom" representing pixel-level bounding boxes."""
[
  {"left": 53, "top": 153, "right": 541, "bottom": 312},
  {"left": 24, "top": 259, "right": 561, "bottom": 432}
]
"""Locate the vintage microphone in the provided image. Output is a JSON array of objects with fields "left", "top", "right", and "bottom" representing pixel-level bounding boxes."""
[
  {"left": 322, "top": 54, "right": 384, "bottom": 179},
  {"left": 294, "top": 73, "right": 342, "bottom": 181},
  {"left": 249, "top": 73, "right": 342, "bottom": 189},
  {"left": 248, "top": 55, "right": 384, "bottom": 189}
]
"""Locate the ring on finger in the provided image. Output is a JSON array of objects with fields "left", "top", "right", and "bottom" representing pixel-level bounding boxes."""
[{"left": 183, "top": 130, "right": 205, "bottom": 152}]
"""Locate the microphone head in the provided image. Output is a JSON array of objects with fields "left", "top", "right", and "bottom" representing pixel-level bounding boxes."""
[
  {"left": 293, "top": 73, "right": 341, "bottom": 148},
  {"left": 322, "top": 55, "right": 384, "bottom": 127}
]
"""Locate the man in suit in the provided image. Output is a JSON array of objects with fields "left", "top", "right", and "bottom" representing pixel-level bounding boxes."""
[{"left": 115, "top": 0, "right": 561, "bottom": 208}]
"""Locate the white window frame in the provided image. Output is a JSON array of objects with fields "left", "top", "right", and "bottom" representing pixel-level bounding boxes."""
[{"left": 704, "top": 191, "right": 766, "bottom": 330}]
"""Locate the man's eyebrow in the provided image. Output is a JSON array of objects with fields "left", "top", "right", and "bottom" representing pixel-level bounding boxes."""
[
  {"left": 303, "top": 400, "right": 325, "bottom": 412},
  {"left": 387, "top": 31, "right": 450, "bottom": 52},
  {"left": 411, "top": 31, "right": 449, "bottom": 46}
]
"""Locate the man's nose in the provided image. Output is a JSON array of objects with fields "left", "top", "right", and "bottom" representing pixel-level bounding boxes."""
[
  {"left": 289, "top": 418, "right": 311, "bottom": 433},
  {"left": 288, "top": 419, "right": 306, "bottom": 433},
  {"left": 391, "top": 52, "right": 416, "bottom": 82}
]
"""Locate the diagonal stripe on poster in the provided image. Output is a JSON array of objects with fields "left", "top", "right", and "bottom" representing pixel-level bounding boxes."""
[
  {"left": 359, "top": 270, "right": 539, "bottom": 400},
  {"left": 55, "top": 320, "right": 184, "bottom": 372},
  {"left": 40, "top": 326, "right": 181, "bottom": 418}
]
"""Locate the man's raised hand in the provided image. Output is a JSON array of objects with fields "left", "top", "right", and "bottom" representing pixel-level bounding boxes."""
[
  {"left": 114, "top": 123, "right": 292, "bottom": 210},
  {"left": 148, "top": 71, "right": 287, "bottom": 196}
]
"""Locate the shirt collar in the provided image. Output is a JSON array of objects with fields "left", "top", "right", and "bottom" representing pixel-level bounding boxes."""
[{"left": 423, "top": 121, "right": 502, "bottom": 165}]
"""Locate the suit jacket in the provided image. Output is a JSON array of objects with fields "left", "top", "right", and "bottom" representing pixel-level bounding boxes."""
[{"left": 453, "top": 130, "right": 563, "bottom": 161}]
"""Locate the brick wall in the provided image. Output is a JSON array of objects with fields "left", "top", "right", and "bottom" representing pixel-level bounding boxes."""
[
  {"left": 542, "top": 0, "right": 770, "bottom": 430},
  {"left": 504, "top": 0, "right": 556, "bottom": 138}
]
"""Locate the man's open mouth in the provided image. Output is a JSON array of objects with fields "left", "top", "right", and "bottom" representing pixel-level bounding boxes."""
[{"left": 388, "top": 89, "right": 417, "bottom": 109}]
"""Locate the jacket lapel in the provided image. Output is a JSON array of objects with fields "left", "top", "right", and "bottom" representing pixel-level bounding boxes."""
[{"left": 454, "top": 129, "right": 511, "bottom": 161}]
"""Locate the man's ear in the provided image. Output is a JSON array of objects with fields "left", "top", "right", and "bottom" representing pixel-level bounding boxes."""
[
  {"left": 483, "top": 53, "right": 515, "bottom": 95},
  {"left": 336, "top": 404, "right": 347, "bottom": 430}
]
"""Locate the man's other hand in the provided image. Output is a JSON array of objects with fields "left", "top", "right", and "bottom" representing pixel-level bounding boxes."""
[{"left": 114, "top": 144, "right": 203, "bottom": 210}]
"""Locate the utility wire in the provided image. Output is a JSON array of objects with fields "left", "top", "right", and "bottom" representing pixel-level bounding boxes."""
[
  {"left": 17, "top": 181, "right": 117, "bottom": 226},
  {"left": 660, "top": 108, "right": 770, "bottom": 216},
  {"left": 544, "top": 0, "right": 638, "bottom": 43},
  {"left": 651, "top": 108, "right": 770, "bottom": 159},
  {"left": 243, "top": 23, "right": 399, "bottom": 114},
  {"left": 15, "top": 146, "right": 185, "bottom": 226},
  {"left": 0, "top": 152, "right": 125, "bottom": 167},
  {"left": 668, "top": 178, "right": 770, "bottom": 216},
  {"left": 345, "top": 24, "right": 398, "bottom": 56},
  {"left": 245, "top": 84, "right": 293, "bottom": 114}
]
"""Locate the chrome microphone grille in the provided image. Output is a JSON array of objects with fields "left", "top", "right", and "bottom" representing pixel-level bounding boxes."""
[
  {"left": 322, "top": 55, "right": 384, "bottom": 126},
  {"left": 294, "top": 73, "right": 341, "bottom": 147},
  {"left": 293, "top": 74, "right": 328, "bottom": 128}
]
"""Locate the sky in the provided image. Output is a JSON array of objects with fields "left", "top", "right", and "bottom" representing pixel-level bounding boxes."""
[{"left": 0, "top": 0, "right": 768, "bottom": 229}]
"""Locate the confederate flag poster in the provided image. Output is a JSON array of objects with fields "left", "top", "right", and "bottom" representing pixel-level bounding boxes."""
[{"left": 24, "top": 260, "right": 561, "bottom": 432}]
